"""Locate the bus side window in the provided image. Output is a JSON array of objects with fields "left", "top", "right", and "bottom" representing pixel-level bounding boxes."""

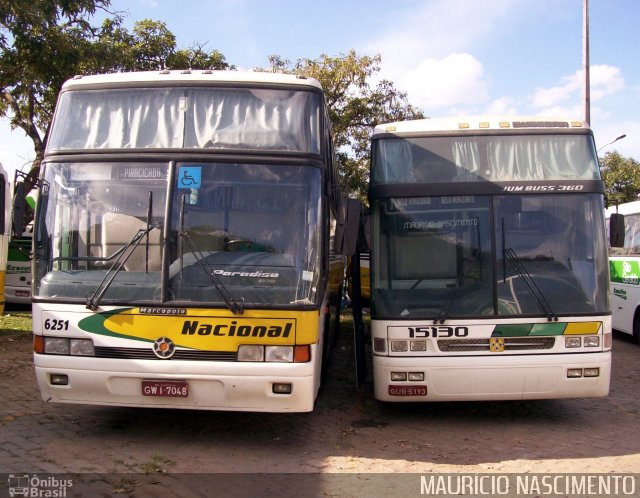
[{"left": 609, "top": 213, "right": 625, "bottom": 248}]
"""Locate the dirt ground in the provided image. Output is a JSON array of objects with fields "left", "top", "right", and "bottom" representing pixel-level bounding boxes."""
[{"left": 1, "top": 311, "right": 639, "bottom": 496}]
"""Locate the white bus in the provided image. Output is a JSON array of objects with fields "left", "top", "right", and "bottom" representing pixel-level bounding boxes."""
[
  {"left": 6, "top": 192, "right": 34, "bottom": 304},
  {"left": 605, "top": 200, "right": 640, "bottom": 343},
  {"left": 368, "top": 117, "right": 611, "bottom": 401},
  {"left": 0, "top": 164, "right": 10, "bottom": 314},
  {"left": 18, "top": 70, "right": 347, "bottom": 412}
]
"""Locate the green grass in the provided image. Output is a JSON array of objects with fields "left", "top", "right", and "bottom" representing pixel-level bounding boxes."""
[{"left": 0, "top": 311, "right": 32, "bottom": 335}]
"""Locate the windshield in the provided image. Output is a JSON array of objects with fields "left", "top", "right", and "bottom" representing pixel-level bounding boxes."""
[
  {"left": 371, "top": 134, "right": 599, "bottom": 183},
  {"left": 48, "top": 87, "right": 321, "bottom": 153},
  {"left": 168, "top": 163, "right": 321, "bottom": 306},
  {"left": 34, "top": 162, "right": 322, "bottom": 307},
  {"left": 371, "top": 194, "right": 609, "bottom": 318}
]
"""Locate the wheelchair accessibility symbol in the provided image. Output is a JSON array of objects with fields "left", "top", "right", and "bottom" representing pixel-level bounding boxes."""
[{"left": 178, "top": 166, "right": 202, "bottom": 189}]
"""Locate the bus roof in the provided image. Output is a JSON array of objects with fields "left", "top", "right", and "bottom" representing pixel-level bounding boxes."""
[
  {"left": 373, "top": 116, "right": 589, "bottom": 135},
  {"left": 61, "top": 70, "right": 323, "bottom": 91}
]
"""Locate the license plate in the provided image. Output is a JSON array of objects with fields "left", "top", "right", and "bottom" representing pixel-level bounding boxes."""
[
  {"left": 388, "top": 385, "right": 427, "bottom": 396},
  {"left": 142, "top": 380, "right": 189, "bottom": 398}
]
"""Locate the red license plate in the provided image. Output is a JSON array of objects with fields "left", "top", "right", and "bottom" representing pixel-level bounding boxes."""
[
  {"left": 388, "top": 385, "right": 427, "bottom": 396},
  {"left": 142, "top": 380, "right": 189, "bottom": 398}
]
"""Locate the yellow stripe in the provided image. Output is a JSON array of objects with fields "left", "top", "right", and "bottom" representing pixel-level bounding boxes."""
[
  {"left": 102, "top": 308, "right": 321, "bottom": 351},
  {"left": 563, "top": 322, "right": 601, "bottom": 335}
]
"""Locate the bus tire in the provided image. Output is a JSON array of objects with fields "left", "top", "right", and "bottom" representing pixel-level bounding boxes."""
[{"left": 633, "top": 309, "right": 640, "bottom": 345}]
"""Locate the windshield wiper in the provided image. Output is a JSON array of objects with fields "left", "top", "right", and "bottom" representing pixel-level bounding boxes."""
[
  {"left": 85, "top": 222, "right": 160, "bottom": 311},
  {"left": 177, "top": 194, "right": 244, "bottom": 315},
  {"left": 501, "top": 217, "right": 557, "bottom": 321},
  {"left": 435, "top": 218, "right": 482, "bottom": 324},
  {"left": 504, "top": 247, "right": 558, "bottom": 321},
  {"left": 86, "top": 191, "right": 158, "bottom": 311}
]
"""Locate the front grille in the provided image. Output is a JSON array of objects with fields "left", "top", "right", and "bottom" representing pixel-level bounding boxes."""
[
  {"left": 94, "top": 346, "right": 237, "bottom": 361},
  {"left": 437, "top": 337, "right": 555, "bottom": 353}
]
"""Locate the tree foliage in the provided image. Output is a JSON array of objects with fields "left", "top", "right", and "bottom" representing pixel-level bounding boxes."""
[
  {"left": 0, "top": 1, "right": 233, "bottom": 176},
  {"left": 601, "top": 151, "right": 640, "bottom": 207},
  {"left": 0, "top": 0, "right": 113, "bottom": 171},
  {"left": 262, "top": 51, "right": 425, "bottom": 201}
]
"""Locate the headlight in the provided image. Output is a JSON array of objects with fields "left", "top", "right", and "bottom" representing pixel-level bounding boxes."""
[
  {"left": 44, "top": 337, "right": 95, "bottom": 356},
  {"left": 70, "top": 339, "right": 95, "bottom": 356},
  {"left": 44, "top": 338, "right": 70, "bottom": 355},
  {"left": 583, "top": 336, "right": 600, "bottom": 348},
  {"left": 410, "top": 341, "right": 427, "bottom": 351},
  {"left": 265, "top": 346, "right": 294, "bottom": 362},
  {"left": 391, "top": 341, "right": 408, "bottom": 352},
  {"left": 237, "top": 345, "right": 264, "bottom": 361},
  {"left": 565, "top": 337, "right": 581, "bottom": 348}
]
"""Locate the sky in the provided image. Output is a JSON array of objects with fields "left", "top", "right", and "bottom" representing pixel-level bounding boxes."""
[{"left": 1, "top": 0, "right": 639, "bottom": 181}]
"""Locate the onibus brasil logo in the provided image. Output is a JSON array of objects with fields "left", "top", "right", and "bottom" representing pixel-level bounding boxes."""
[{"left": 8, "top": 474, "right": 72, "bottom": 497}]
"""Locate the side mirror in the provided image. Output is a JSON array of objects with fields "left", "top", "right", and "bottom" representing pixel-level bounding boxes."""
[
  {"left": 334, "top": 196, "right": 362, "bottom": 256},
  {"left": 609, "top": 213, "right": 625, "bottom": 248},
  {"left": 12, "top": 181, "right": 26, "bottom": 239},
  {"left": 358, "top": 211, "right": 371, "bottom": 253}
]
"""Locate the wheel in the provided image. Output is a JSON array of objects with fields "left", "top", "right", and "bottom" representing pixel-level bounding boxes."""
[{"left": 633, "top": 310, "right": 640, "bottom": 345}]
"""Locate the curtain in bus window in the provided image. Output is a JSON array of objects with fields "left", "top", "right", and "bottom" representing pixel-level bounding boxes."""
[
  {"left": 48, "top": 89, "right": 185, "bottom": 150},
  {"left": 184, "top": 89, "right": 320, "bottom": 153},
  {"left": 490, "top": 136, "right": 598, "bottom": 181},
  {"left": 452, "top": 140, "right": 482, "bottom": 179},
  {"left": 372, "top": 140, "right": 415, "bottom": 183}
]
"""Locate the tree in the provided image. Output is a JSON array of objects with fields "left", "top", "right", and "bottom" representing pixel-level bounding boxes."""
[
  {"left": 600, "top": 151, "right": 640, "bottom": 207},
  {"left": 168, "top": 43, "right": 234, "bottom": 71},
  {"left": 0, "top": 0, "right": 114, "bottom": 176},
  {"left": 0, "top": 2, "right": 233, "bottom": 179},
  {"left": 262, "top": 51, "right": 425, "bottom": 201}
]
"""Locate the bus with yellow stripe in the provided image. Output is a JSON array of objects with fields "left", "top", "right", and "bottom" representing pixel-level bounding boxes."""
[
  {"left": 18, "top": 71, "right": 346, "bottom": 412},
  {"left": 367, "top": 117, "right": 611, "bottom": 401},
  {"left": 0, "top": 164, "right": 9, "bottom": 314}
]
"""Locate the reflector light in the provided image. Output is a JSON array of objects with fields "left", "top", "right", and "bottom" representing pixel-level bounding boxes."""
[
  {"left": 293, "top": 345, "right": 311, "bottom": 363},
  {"left": 373, "top": 338, "right": 387, "bottom": 353},
  {"left": 272, "top": 383, "right": 292, "bottom": 394},
  {"left": 567, "top": 368, "right": 583, "bottom": 378},
  {"left": 50, "top": 374, "right": 69, "bottom": 385},
  {"left": 391, "top": 372, "right": 407, "bottom": 381},
  {"left": 33, "top": 335, "right": 44, "bottom": 354}
]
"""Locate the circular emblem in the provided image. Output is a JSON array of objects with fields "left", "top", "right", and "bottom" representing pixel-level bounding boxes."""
[{"left": 153, "top": 337, "right": 176, "bottom": 359}]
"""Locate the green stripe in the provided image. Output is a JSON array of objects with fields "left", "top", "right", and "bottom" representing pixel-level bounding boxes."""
[
  {"left": 492, "top": 324, "right": 532, "bottom": 337},
  {"left": 78, "top": 308, "right": 154, "bottom": 343},
  {"left": 492, "top": 323, "right": 568, "bottom": 337},
  {"left": 529, "top": 322, "right": 567, "bottom": 336}
]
